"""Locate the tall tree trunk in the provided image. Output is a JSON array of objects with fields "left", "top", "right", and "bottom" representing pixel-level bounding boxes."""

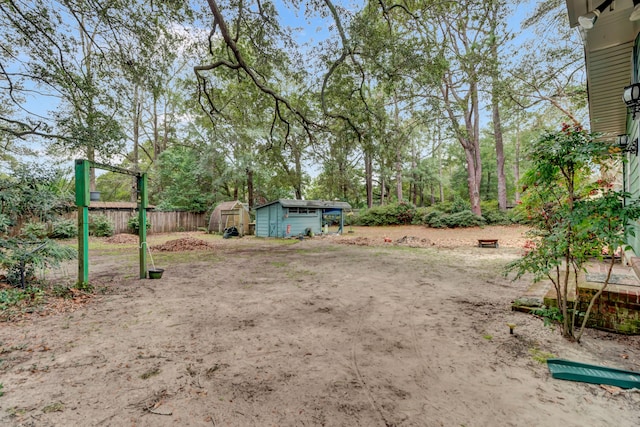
[
  {"left": 294, "top": 146, "right": 303, "bottom": 199},
  {"left": 411, "top": 145, "right": 418, "bottom": 205},
  {"left": 246, "top": 167, "right": 254, "bottom": 210},
  {"left": 436, "top": 135, "right": 444, "bottom": 203},
  {"left": 469, "top": 81, "right": 482, "bottom": 216},
  {"left": 394, "top": 94, "right": 403, "bottom": 202},
  {"left": 162, "top": 100, "right": 169, "bottom": 156},
  {"left": 463, "top": 145, "right": 482, "bottom": 215},
  {"left": 153, "top": 96, "right": 159, "bottom": 161},
  {"left": 365, "top": 152, "right": 373, "bottom": 208},
  {"left": 514, "top": 121, "right": 521, "bottom": 204},
  {"left": 131, "top": 85, "right": 141, "bottom": 202},
  {"left": 490, "top": 17, "right": 507, "bottom": 211},
  {"left": 396, "top": 145, "right": 403, "bottom": 202}
]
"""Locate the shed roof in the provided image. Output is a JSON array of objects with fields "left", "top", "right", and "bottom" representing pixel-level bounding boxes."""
[
  {"left": 256, "top": 199, "right": 352, "bottom": 210},
  {"left": 214, "top": 200, "right": 247, "bottom": 211}
]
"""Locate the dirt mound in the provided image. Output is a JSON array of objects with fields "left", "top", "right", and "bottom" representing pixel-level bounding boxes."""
[
  {"left": 335, "top": 236, "right": 373, "bottom": 246},
  {"left": 150, "top": 237, "right": 214, "bottom": 252},
  {"left": 105, "top": 234, "right": 139, "bottom": 244},
  {"left": 395, "top": 235, "right": 433, "bottom": 247}
]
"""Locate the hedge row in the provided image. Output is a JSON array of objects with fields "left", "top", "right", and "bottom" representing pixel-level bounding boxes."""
[{"left": 352, "top": 200, "right": 517, "bottom": 228}]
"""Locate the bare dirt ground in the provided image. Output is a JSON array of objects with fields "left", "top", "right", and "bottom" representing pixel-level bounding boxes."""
[{"left": 1, "top": 225, "right": 640, "bottom": 426}]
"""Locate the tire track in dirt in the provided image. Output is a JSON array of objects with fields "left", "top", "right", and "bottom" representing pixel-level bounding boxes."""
[{"left": 350, "top": 297, "right": 393, "bottom": 427}]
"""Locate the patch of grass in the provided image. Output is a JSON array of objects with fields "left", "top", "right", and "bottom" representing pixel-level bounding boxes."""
[
  {"left": 6, "top": 406, "right": 27, "bottom": 417},
  {"left": 140, "top": 367, "right": 161, "bottom": 379},
  {"left": 42, "top": 402, "right": 64, "bottom": 413},
  {"left": 156, "top": 251, "right": 222, "bottom": 264},
  {"left": 294, "top": 247, "right": 325, "bottom": 254},
  {"left": 482, "top": 334, "right": 493, "bottom": 341},
  {"left": 51, "top": 285, "right": 73, "bottom": 299},
  {"left": 0, "top": 382, "right": 4, "bottom": 397},
  {"left": 74, "top": 281, "right": 94, "bottom": 293},
  {"left": 270, "top": 261, "right": 287, "bottom": 268},
  {"left": 529, "top": 348, "right": 557, "bottom": 364},
  {"left": 294, "top": 269, "right": 316, "bottom": 276}
]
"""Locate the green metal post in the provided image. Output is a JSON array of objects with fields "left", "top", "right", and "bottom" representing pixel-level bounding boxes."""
[
  {"left": 75, "top": 160, "right": 90, "bottom": 285},
  {"left": 138, "top": 173, "right": 148, "bottom": 279},
  {"left": 78, "top": 206, "right": 89, "bottom": 284}
]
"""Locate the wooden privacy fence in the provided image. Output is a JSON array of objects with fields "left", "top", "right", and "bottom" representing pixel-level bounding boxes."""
[
  {"left": 147, "top": 211, "right": 207, "bottom": 233},
  {"left": 82, "top": 210, "right": 206, "bottom": 234},
  {"left": 9, "top": 210, "right": 207, "bottom": 236},
  {"left": 70, "top": 210, "right": 207, "bottom": 234}
]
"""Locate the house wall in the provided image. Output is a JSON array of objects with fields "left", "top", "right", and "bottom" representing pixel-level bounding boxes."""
[
  {"left": 628, "top": 33, "right": 640, "bottom": 255},
  {"left": 543, "top": 285, "right": 640, "bottom": 335}
]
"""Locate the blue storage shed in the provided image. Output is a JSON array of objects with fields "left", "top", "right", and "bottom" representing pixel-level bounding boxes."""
[{"left": 254, "top": 199, "right": 352, "bottom": 238}]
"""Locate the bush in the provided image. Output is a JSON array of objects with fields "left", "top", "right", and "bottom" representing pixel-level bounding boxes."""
[
  {"left": 450, "top": 196, "right": 471, "bottom": 213},
  {"left": 0, "top": 238, "right": 77, "bottom": 288},
  {"left": 89, "top": 214, "right": 114, "bottom": 237},
  {"left": 0, "top": 286, "right": 44, "bottom": 310},
  {"left": 424, "top": 209, "right": 485, "bottom": 228},
  {"left": 444, "top": 210, "right": 486, "bottom": 228},
  {"left": 481, "top": 208, "right": 512, "bottom": 225},
  {"left": 356, "top": 202, "right": 417, "bottom": 226},
  {"left": 0, "top": 214, "right": 11, "bottom": 233},
  {"left": 127, "top": 215, "right": 151, "bottom": 234},
  {"left": 21, "top": 222, "right": 48, "bottom": 239},
  {"left": 49, "top": 218, "right": 77, "bottom": 239},
  {"left": 424, "top": 210, "right": 447, "bottom": 228},
  {"left": 478, "top": 201, "right": 513, "bottom": 225}
]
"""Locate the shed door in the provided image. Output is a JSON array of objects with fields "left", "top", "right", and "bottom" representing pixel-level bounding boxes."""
[{"left": 268, "top": 204, "right": 278, "bottom": 237}]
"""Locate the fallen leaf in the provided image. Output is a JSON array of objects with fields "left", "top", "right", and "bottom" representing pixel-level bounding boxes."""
[{"left": 600, "top": 384, "right": 622, "bottom": 394}]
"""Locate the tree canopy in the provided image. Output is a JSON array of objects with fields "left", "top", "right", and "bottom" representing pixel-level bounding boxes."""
[{"left": 0, "top": 0, "right": 587, "bottom": 212}]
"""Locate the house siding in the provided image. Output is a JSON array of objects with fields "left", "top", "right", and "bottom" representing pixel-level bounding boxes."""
[{"left": 628, "top": 34, "right": 640, "bottom": 255}]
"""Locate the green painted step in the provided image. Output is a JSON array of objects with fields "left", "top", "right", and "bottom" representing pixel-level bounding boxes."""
[{"left": 547, "top": 358, "right": 640, "bottom": 389}]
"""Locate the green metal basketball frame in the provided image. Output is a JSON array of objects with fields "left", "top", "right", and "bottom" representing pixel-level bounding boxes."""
[{"left": 74, "top": 159, "right": 148, "bottom": 284}]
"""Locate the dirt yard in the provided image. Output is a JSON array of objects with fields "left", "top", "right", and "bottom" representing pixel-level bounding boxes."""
[{"left": 1, "top": 225, "right": 639, "bottom": 426}]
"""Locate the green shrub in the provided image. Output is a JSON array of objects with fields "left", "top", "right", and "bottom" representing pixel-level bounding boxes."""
[
  {"left": 21, "top": 222, "right": 48, "bottom": 239},
  {"left": 49, "top": 218, "right": 77, "bottom": 239},
  {"left": 482, "top": 209, "right": 512, "bottom": 225},
  {"left": 424, "top": 210, "right": 447, "bottom": 228},
  {"left": 356, "top": 202, "right": 417, "bottom": 226},
  {"left": 412, "top": 207, "right": 431, "bottom": 225},
  {"left": 89, "top": 214, "right": 114, "bottom": 237},
  {"left": 450, "top": 196, "right": 471, "bottom": 213},
  {"left": 0, "top": 214, "right": 11, "bottom": 233},
  {"left": 0, "top": 287, "right": 44, "bottom": 310},
  {"left": 127, "top": 215, "right": 151, "bottom": 234},
  {"left": 478, "top": 201, "right": 513, "bottom": 225},
  {"left": 0, "top": 238, "right": 76, "bottom": 288},
  {"left": 444, "top": 210, "right": 486, "bottom": 228},
  {"left": 424, "top": 209, "right": 485, "bottom": 228}
]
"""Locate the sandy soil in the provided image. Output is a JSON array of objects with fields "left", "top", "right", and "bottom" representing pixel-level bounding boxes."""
[{"left": 1, "top": 225, "right": 640, "bottom": 426}]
